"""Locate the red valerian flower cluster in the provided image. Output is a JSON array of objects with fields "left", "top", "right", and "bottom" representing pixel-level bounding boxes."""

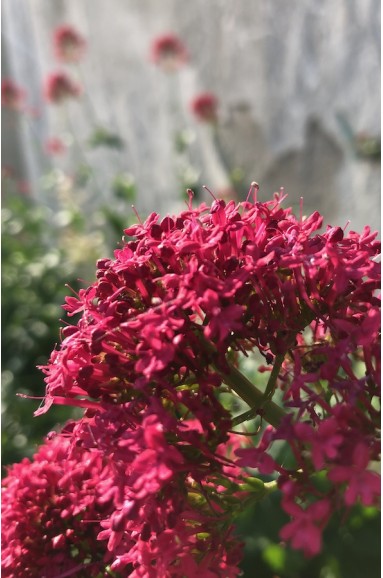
[
  {"left": 150, "top": 33, "right": 188, "bottom": 71},
  {"left": 44, "top": 71, "right": 81, "bottom": 104},
  {"left": 53, "top": 24, "right": 86, "bottom": 63},
  {"left": 2, "top": 187, "right": 380, "bottom": 573},
  {"left": 190, "top": 92, "right": 219, "bottom": 123}
]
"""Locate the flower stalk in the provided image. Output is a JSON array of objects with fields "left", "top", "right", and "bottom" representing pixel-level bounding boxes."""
[{"left": 216, "top": 356, "right": 287, "bottom": 428}]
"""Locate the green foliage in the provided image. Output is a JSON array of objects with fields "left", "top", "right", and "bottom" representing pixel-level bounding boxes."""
[
  {"left": 1, "top": 194, "right": 81, "bottom": 466},
  {"left": 88, "top": 126, "right": 125, "bottom": 150},
  {"left": 111, "top": 173, "right": 136, "bottom": 202}
]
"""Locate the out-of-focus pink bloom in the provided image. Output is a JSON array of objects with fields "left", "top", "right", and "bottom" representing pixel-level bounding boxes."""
[
  {"left": 294, "top": 418, "right": 344, "bottom": 470},
  {"left": 1, "top": 79, "right": 25, "bottom": 111},
  {"left": 1, "top": 165, "right": 14, "bottom": 179},
  {"left": 18, "top": 180, "right": 31, "bottom": 196},
  {"left": 328, "top": 443, "right": 381, "bottom": 506},
  {"left": 280, "top": 499, "right": 331, "bottom": 558},
  {"left": 44, "top": 71, "right": 81, "bottom": 104},
  {"left": 150, "top": 33, "right": 188, "bottom": 71},
  {"left": 44, "top": 136, "right": 66, "bottom": 156},
  {"left": 235, "top": 426, "right": 281, "bottom": 475},
  {"left": 54, "top": 24, "right": 86, "bottom": 63},
  {"left": 190, "top": 92, "right": 219, "bottom": 122}
]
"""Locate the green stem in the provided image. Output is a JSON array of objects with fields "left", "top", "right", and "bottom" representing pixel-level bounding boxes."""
[
  {"left": 214, "top": 357, "right": 287, "bottom": 429},
  {"left": 195, "top": 331, "right": 287, "bottom": 428},
  {"left": 264, "top": 480, "right": 279, "bottom": 493},
  {"left": 263, "top": 353, "right": 285, "bottom": 402}
]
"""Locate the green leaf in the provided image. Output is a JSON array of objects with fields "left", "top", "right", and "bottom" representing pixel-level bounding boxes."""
[
  {"left": 112, "top": 174, "right": 136, "bottom": 201},
  {"left": 88, "top": 127, "right": 124, "bottom": 150}
]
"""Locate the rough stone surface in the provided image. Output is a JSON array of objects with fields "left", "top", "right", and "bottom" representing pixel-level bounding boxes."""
[{"left": 2, "top": 0, "right": 380, "bottom": 232}]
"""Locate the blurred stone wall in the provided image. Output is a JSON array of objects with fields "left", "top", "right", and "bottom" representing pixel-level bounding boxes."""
[{"left": 2, "top": 0, "right": 380, "bottom": 231}]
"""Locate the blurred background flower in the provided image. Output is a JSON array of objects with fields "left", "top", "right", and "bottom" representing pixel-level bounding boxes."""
[
  {"left": 53, "top": 23, "right": 86, "bottom": 63},
  {"left": 1, "top": 78, "right": 25, "bottom": 110},
  {"left": 190, "top": 91, "right": 219, "bottom": 123},
  {"left": 150, "top": 32, "right": 188, "bottom": 71},
  {"left": 2, "top": 0, "right": 380, "bottom": 225},
  {"left": 44, "top": 71, "right": 81, "bottom": 104}
]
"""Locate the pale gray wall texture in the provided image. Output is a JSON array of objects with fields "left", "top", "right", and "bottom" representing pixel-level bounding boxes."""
[{"left": 2, "top": 0, "right": 381, "bottom": 232}]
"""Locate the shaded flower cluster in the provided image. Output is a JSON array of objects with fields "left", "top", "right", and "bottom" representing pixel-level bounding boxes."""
[{"left": 3, "top": 188, "right": 380, "bottom": 571}]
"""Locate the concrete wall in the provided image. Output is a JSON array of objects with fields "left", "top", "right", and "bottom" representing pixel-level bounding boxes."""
[{"left": 2, "top": 0, "right": 380, "bottom": 231}]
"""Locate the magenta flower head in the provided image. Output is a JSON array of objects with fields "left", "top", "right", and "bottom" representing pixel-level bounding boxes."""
[
  {"left": 11, "top": 186, "right": 381, "bottom": 566},
  {"left": 190, "top": 92, "right": 219, "bottom": 123},
  {"left": 44, "top": 71, "right": 81, "bottom": 104},
  {"left": 150, "top": 33, "right": 188, "bottom": 71},
  {"left": 2, "top": 413, "right": 246, "bottom": 576},
  {"left": 54, "top": 24, "right": 86, "bottom": 63},
  {"left": 1, "top": 79, "right": 25, "bottom": 111},
  {"left": 1, "top": 431, "right": 115, "bottom": 578}
]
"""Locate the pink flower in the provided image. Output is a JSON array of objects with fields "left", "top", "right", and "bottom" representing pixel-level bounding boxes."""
[
  {"left": 1, "top": 79, "right": 25, "bottom": 111},
  {"left": 150, "top": 33, "right": 188, "bottom": 71},
  {"left": 294, "top": 418, "right": 344, "bottom": 470},
  {"left": 235, "top": 426, "right": 281, "bottom": 475},
  {"left": 190, "top": 92, "right": 219, "bottom": 122},
  {"left": 3, "top": 407, "right": 244, "bottom": 577},
  {"left": 280, "top": 499, "right": 331, "bottom": 557},
  {"left": 328, "top": 443, "right": 381, "bottom": 506},
  {"left": 18, "top": 180, "right": 31, "bottom": 196},
  {"left": 1, "top": 433, "right": 114, "bottom": 577},
  {"left": 54, "top": 24, "right": 86, "bottom": 63},
  {"left": 44, "top": 71, "right": 81, "bottom": 104},
  {"left": 44, "top": 136, "right": 66, "bottom": 156}
]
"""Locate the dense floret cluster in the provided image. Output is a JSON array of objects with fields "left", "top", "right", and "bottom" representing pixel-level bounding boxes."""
[
  {"left": 2, "top": 417, "right": 246, "bottom": 577},
  {"left": 2, "top": 188, "right": 380, "bottom": 575}
]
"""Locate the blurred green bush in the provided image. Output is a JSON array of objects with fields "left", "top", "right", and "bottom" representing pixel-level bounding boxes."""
[{"left": 1, "top": 193, "right": 82, "bottom": 465}]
